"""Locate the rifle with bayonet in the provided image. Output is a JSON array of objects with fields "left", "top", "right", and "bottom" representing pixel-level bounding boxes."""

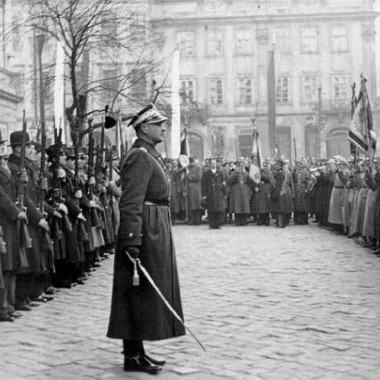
[
  {"left": 17, "top": 110, "right": 33, "bottom": 252},
  {"left": 38, "top": 110, "right": 54, "bottom": 260},
  {"left": 73, "top": 125, "right": 89, "bottom": 243},
  {"left": 87, "top": 118, "right": 102, "bottom": 228},
  {"left": 51, "top": 127, "right": 72, "bottom": 234}
]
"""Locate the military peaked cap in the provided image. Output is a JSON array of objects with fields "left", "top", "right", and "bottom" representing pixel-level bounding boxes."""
[{"left": 128, "top": 103, "right": 168, "bottom": 129}]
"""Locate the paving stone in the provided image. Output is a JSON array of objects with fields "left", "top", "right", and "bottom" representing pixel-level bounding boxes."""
[{"left": 0, "top": 223, "right": 379, "bottom": 379}]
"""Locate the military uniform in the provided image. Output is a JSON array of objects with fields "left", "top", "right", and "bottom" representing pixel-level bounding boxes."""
[{"left": 107, "top": 104, "right": 185, "bottom": 374}]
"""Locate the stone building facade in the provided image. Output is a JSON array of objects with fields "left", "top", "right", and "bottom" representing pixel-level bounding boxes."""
[{"left": 150, "top": 0, "right": 379, "bottom": 161}]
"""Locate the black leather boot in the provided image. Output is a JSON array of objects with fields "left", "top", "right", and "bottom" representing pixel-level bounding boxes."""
[
  {"left": 144, "top": 353, "right": 166, "bottom": 366},
  {"left": 124, "top": 353, "right": 162, "bottom": 374}
]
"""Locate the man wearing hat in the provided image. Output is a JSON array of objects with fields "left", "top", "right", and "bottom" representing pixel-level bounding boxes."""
[
  {"left": 0, "top": 133, "right": 30, "bottom": 321},
  {"left": 186, "top": 157, "right": 203, "bottom": 225},
  {"left": 7, "top": 131, "right": 51, "bottom": 311},
  {"left": 201, "top": 157, "right": 226, "bottom": 229},
  {"left": 107, "top": 104, "right": 185, "bottom": 374}
]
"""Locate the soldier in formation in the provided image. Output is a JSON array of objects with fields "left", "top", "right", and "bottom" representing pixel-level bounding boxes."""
[{"left": 0, "top": 129, "right": 119, "bottom": 321}]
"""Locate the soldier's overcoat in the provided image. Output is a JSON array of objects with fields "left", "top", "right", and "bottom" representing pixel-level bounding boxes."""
[
  {"left": 187, "top": 162, "right": 202, "bottom": 211},
  {"left": 0, "top": 165, "right": 23, "bottom": 271},
  {"left": 228, "top": 170, "right": 251, "bottom": 214},
  {"left": 107, "top": 139, "right": 185, "bottom": 341}
]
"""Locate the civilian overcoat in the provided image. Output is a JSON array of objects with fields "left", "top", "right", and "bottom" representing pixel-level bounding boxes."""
[
  {"left": 201, "top": 169, "right": 225, "bottom": 212},
  {"left": 107, "top": 139, "right": 185, "bottom": 341}
]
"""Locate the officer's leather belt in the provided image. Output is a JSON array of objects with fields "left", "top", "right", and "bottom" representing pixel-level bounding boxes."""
[{"left": 144, "top": 200, "right": 170, "bottom": 207}]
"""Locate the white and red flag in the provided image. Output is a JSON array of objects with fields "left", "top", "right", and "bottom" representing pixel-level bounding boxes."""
[{"left": 348, "top": 76, "right": 376, "bottom": 155}]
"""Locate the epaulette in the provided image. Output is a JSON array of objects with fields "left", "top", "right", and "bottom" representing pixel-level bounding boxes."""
[{"left": 139, "top": 147, "right": 148, "bottom": 153}]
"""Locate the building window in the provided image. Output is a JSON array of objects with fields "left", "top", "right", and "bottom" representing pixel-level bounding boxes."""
[
  {"left": 209, "top": 78, "right": 223, "bottom": 105},
  {"left": 332, "top": 75, "right": 348, "bottom": 100},
  {"left": 178, "top": 32, "right": 194, "bottom": 57},
  {"left": 236, "top": 30, "right": 252, "bottom": 55},
  {"left": 301, "top": 27, "right": 318, "bottom": 53},
  {"left": 12, "top": 15, "right": 21, "bottom": 51},
  {"left": 302, "top": 76, "right": 318, "bottom": 104},
  {"left": 101, "top": 12, "right": 117, "bottom": 37},
  {"left": 331, "top": 27, "right": 348, "bottom": 53},
  {"left": 277, "top": 126, "right": 292, "bottom": 159},
  {"left": 180, "top": 79, "right": 196, "bottom": 105},
  {"left": 274, "top": 29, "right": 290, "bottom": 54},
  {"left": 206, "top": 30, "right": 223, "bottom": 56},
  {"left": 102, "top": 69, "right": 119, "bottom": 102},
  {"left": 276, "top": 77, "right": 290, "bottom": 104},
  {"left": 238, "top": 78, "right": 253, "bottom": 105},
  {"left": 238, "top": 133, "right": 253, "bottom": 158},
  {"left": 130, "top": 69, "right": 147, "bottom": 102}
]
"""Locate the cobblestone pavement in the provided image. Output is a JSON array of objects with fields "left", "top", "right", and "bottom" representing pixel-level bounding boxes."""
[{"left": 1, "top": 222, "right": 380, "bottom": 380}]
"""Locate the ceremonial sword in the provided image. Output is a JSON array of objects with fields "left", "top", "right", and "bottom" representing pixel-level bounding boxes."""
[{"left": 125, "top": 251, "right": 206, "bottom": 352}]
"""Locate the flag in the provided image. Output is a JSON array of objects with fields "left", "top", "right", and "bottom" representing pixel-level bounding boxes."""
[
  {"left": 179, "top": 127, "right": 189, "bottom": 168},
  {"left": 171, "top": 48, "right": 181, "bottom": 158},
  {"left": 267, "top": 49, "right": 276, "bottom": 153},
  {"left": 349, "top": 83, "right": 357, "bottom": 156},
  {"left": 54, "top": 40, "right": 66, "bottom": 143},
  {"left": 249, "top": 125, "right": 262, "bottom": 184},
  {"left": 348, "top": 77, "right": 376, "bottom": 155}
]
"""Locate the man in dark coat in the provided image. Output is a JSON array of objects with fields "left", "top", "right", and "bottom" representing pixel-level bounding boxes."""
[
  {"left": 7, "top": 131, "right": 51, "bottom": 310},
  {"left": 107, "top": 104, "right": 185, "bottom": 374},
  {"left": 202, "top": 157, "right": 226, "bottom": 229},
  {"left": 228, "top": 160, "right": 251, "bottom": 225},
  {"left": 187, "top": 158, "right": 203, "bottom": 225},
  {"left": 0, "top": 137, "right": 28, "bottom": 321},
  {"left": 293, "top": 162, "right": 311, "bottom": 225},
  {"left": 250, "top": 162, "right": 274, "bottom": 226}
]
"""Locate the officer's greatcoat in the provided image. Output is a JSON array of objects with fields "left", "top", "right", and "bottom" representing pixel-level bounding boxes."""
[{"left": 107, "top": 139, "right": 185, "bottom": 341}]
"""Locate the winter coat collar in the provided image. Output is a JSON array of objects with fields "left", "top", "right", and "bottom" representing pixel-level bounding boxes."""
[{"left": 132, "top": 139, "right": 166, "bottom": 171}]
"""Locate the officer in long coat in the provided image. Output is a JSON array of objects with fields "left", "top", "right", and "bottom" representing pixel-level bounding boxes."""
[
  {"left": 271, "top": 160, "right": 294, "bottom": 228},
  {"left": 201, "top": 157, "right": 226, "bottom": 229},
  {"left": 187, "top": 158, "right": 203, "bottom": 225},
  {"left": 107, "top": 104, "right": 185, "bottom": 374},
  {"left": 293, "top": 162, "right": 311, "bottom": 225},
  {"left": 228, "top": 160, "right": 252, "bottom": 225},
  {"left": 250, "top": 162, "right": 273, "bottom": 226}
]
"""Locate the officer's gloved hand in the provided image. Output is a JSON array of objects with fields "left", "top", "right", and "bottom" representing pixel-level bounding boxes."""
[{"left": 126, "top": 246, "right": 139, "bottom": 259}]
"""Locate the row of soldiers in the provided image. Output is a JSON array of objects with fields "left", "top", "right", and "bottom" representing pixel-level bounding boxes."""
[
  {"left": 310, "top": 156, "right": 380, "bottom": 252},
  {"left": 167, "top": 154, "right": 380, "bottom": 250},
  {"left": 168, "top": 156, "right": 308, "bottom": 229},
  {"left": 0, "top": 130, "right": 121, "bottom": 322}
]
